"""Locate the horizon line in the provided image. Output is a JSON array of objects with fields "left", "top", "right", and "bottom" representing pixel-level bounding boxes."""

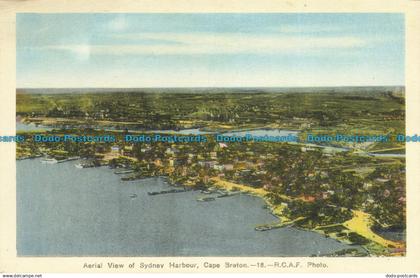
[{"left": 16, "top": 85, "right": 405, "bottom": 90}]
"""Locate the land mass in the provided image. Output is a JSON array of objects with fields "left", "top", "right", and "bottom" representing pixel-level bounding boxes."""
[{"left": 16, "top": 87, "right": 406, "bottom": 256}]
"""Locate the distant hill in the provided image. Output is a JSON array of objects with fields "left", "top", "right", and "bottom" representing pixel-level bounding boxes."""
[{"left": 16, "top": 86, "right": 405, "bottom": 95}]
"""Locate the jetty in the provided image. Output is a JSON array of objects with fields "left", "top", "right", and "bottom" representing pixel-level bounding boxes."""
[
  {"left": 114, "top": 169, "right": 135, "bottom": 175},
  {"left": 217, "top": 192, "right": 240, "bottom": 198},
  {"left": 197, "top": 197, "right": 216, "bottom": 202},
  {"left": 255, "top": 217, "right": 306, "bottom": 232},
  {"left": 41, "top": 158, "right": 58, "bottom": 164},
  {"left": 147, "top": 188, "right": 187, "bottom": 196}
]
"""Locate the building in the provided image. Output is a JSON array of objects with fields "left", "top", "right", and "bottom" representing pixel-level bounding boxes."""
[{"left": 223, "top": 164, "right": 234, "bottom": 171}]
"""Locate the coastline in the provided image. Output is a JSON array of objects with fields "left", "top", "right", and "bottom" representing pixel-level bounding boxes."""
[
  {"left": 16, "top": 157, "right": 404, "bottom": 257},
  {"left": 210, "top": 177, "right": 405, "bottom": 256}
]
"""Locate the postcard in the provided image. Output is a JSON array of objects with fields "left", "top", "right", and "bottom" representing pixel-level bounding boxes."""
[{"left": 1, "top": 0, "right": 419, "bottom": 274}]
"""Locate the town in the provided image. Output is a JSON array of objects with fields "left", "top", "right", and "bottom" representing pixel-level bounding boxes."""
[{"left": 16, "top": 87, "right": 406, "bottom": 256}]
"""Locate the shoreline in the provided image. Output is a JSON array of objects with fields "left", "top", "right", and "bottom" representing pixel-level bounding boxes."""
[
  {"left": 16, "top": 157, "right": 405, "bottom": 256},
  {"left": 210, "top": 177, "right": 405, "bottom": 256}
]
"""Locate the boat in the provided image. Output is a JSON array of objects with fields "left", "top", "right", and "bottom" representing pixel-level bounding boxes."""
[
  {"left": 129, "top": 194, "right": 138, "bottom": 199},
  {"left": 121, "top": 174, "right": 141, "bottom": 181},
  {"left": 114, "top": 169, "right": 135, "bottom": 175},
  {"left": 57, "top": 156, "right": 80, "bottom": 163},
  {"left": 74, "top": 162, "right": 96, "bottom": 169},
  {"left": 41, "top": 158, "right": 58, "bottom": 164},
  {"left": 255, "top": 225, "right": 272, "bottom": 231},
  {"left": 196, "top": 197, "right": 216, "bottom": 202}
]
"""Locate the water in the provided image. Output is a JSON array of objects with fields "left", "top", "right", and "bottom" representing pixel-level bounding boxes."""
[
  {"left": 223, "top": 129, "right": 298, "bottom": 137},
  {"left": 17, "top": 122, "right": 297, "bottom": 138},
  {"left": 146, "top": 128, "right": 299, "bottom": 137},
  {"left": 376, "top": 230, "right": 405, "bottom": 242},
  {"left": 148, "top": 128, "right": 212, "bottom": 135},
  {"left": 14, "top": 121, "right": 404, "bottom": 157},
  {"left": 367, "top": 153, "right": 405, "bottom": 158},
  {"left": 17, "top": 159, "right": 361, "bottom": 256},
  {"left": 372, "top": 227, "right": 406, "bottom": 242},
  {"left": 147, "top": 128, "right": 299, "bottom": 137},
  {"left": 16, "top": 122, "right": 53, "bottom": 132}
]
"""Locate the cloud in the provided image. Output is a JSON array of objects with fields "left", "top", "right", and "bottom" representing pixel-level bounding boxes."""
[
  {"left": 45, "top": 32, "right": 369, "bottom": 57},
  {"left": 276, "top": 24, "right": 344, "bottom": 33},
  {"left": 51, "top": 44, "right": 91, "bottom": 60}
]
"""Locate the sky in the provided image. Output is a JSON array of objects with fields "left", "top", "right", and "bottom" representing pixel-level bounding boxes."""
[{"left": 16, "top": 13, "right": 404, "bottom": 88}]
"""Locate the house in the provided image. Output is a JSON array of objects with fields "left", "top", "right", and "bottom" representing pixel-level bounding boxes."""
[
  {"left": 165, "top": 148, "right": 174, "bottom": 155},
  {"left": 376, "top": 178, "right": 390, "bottom": 183},
  {"left": 203, "top": 175, "right": 210, "bottom": 184},
  {"left": 123, "top": 145, "right": 133, "bottom": 156},
  {"left": 263, "top": 184, "right": 272, "bottom": 190},
  {"left": 165, "top": 147, "right": 179, "bottom": 156},
  {"left": 198, "top": 161, "right": 217, "bottom": 168},
  {"left": 223, "top": 164, "right": 234, "bottom": 171},
  {"left": 213, "top": 164, "right": 224, "bottom": 171},
  {"left": 181, "top": 167, "right": 187, "bottom": 176},
  {"left": 141, "top": 147, "right": 151, "bottom": 153},
  {"left": 300, "top": 195, "right": 316, "bottom": 202},
  {"left": 321, "top": 192, "right": 331, "bottom": 199},
  {"left": 301, "top": 146, "right": 316, "bottom": 152}
]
